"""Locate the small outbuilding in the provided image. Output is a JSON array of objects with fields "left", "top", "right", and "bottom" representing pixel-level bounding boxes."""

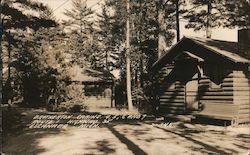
[{"left": 152, "top": 30, "right": 250, "bottom": 125}]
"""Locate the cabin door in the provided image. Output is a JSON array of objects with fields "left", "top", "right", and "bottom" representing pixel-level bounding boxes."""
[{"left": 185, "top": 77, "right": 199, "bottom": 111}]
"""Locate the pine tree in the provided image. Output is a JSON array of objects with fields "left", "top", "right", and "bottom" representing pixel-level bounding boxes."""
[
  {"left": 184, "top": 0, "right": 250, "bottom": 37},
  {"left": 223, "top": 0, "right": 250, "bottom": 29},
  {"left": 99, "top": 0, "right": 176, "bottom": 110},
  {"left": 1, "top": 0, "right": 58, "bottom": 105},
  {"left": 62, "top": 0, "right": 94, "bottom": 67},
  {"left": 95, "top": 6, "right": 120, "bottom": 71},
  {"left": 62, "top": 0, "right": 93, "bottom": 36},
  {"left": 1, "top": 0, "right": 57, "bottom": 31},
  {"left": 184, "top": 0, "right": 227, "bottom": 38}
]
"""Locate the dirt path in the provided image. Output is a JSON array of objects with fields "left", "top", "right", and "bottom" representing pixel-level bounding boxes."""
[{"left": 2, "top": 108, "right": 250, "bottom": 155}]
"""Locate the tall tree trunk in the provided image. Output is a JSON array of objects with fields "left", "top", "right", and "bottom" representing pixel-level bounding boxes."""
[
  {"left": 158, "top": 0, "right": 167, "bottom": 58},
  {"left": 7, "top": 31, "right": 11, "bottom": 80},
  {"left": 126, "top": 0, "right": 133, "bottom": 111},
  {"left": 176, "top": 0, "right": 180, "bottom": 42},
  {"left": 206, "top": 0, "right": 212, "bottom": 38},
  {"left": 0, "top": 0, "right": 3, "bottom": 105},
  {"left": 7, "top": 31, "right": 12, "bottom": 104},
  {"left": 105, "top": 47, "right": 108, "bottom": 70}
]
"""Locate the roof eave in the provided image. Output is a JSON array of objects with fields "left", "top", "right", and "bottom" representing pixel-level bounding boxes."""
[
  {"left": 191, "top": 39, "right": 250, "bottom": 65},
  {"left": 151, "top": 37, "right": 187, "bottom": 71},
  {"left": 151, "top": 37, "right": 250, "bottom": 71}
]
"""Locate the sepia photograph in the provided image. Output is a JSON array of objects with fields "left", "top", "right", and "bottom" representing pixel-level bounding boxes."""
[{"left": 1, "top": 0, "right": 250, "bottom": 154}]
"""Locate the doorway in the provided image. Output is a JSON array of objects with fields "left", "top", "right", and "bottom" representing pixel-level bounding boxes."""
[{"left": 185, "top": 74, "right": 199, "bottom": 111}]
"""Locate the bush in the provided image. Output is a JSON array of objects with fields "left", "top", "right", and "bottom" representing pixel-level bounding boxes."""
[
  {"left": 68, "top": 104, "right": 82, "bottom": 113},
  {"left": 47, "top": 82, "right": 87, "bottom": 113},
  {"left": 57, "top": 99, "right": 87, "bottom": 113}
]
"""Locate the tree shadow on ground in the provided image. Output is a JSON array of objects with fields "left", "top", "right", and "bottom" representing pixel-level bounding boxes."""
[
  {"left": 3, "top": 107, "right": 249, "bottom": 155},
  {"left": 155, "top": 125, "right": 231, "bottom": 154},
  {"left": 107, "top": 117, "right": 249, "bottom": 154},
  {"left": 151, "top": 121, "right": 248, "bottom": 155},
  {"left": 95, "top": 140, "right": 116, "bottom": 153},
  {"left": 2, "top": 107, "right": 68, "bottom": 155},
  {"left": 106, "top": 124, "right": 148, "bottom": 155},
  {"left": 3, "top": 128, "right": 65, "bottom": 155},
  {"left": 85, "top": 139, "right": 116, "bottom": 154},
  {"left": 236, "top": 134, "right": 250, "bottom": 143}
]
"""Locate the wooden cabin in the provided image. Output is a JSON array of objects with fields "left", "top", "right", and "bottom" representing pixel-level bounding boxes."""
[
  {"left": 70, "top": 65, "right": 115, "bottom": 108},
  {"left": 152, "top": 30, "right": 250, "bottom": 125}
]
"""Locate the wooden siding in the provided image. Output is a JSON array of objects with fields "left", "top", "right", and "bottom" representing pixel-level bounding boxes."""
[
  {"left": 233, "top": 70, "right": 250, "bottom": 124},
  {"left": 198, "top": 69, "right": 250, "bottom": 124},
  {"left": 158, "top": 66, "right": 185, "bottom": 114},
  {"left": 199, "top": 73, "right": 234, "bottom": 105},
  {"left": 157, "top": 63, "right": 250, "bottom": 125}
]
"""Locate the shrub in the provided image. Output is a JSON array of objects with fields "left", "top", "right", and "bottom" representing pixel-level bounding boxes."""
[
  {"left": 57, "top": 99, "right": 87, "bottom": 113},
  {"left": 68, "top": 104, "right": 82, "bottom": 113},
  {"left": 47, "top": 82, "right": 87, "bottom": 113}
]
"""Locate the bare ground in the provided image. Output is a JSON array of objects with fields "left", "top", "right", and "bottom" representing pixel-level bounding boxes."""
[{"left": 2, "top": 107, "right": 250, "bottom": 155}]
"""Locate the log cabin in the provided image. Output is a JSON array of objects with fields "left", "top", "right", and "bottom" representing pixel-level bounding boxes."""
[
  {"left": 70, "top": 65, "right": 115, "bottom": 108},
  {"left": 151, "top": 29, "right": 250, "bottom": 125}
]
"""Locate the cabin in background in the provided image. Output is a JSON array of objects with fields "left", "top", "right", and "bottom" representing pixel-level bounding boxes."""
[
  {"left": 152, "top": 29, "right": 250, "bottom": 125},
  {"left": 70, "top": 65, "right": 115, "bottom": 108}
]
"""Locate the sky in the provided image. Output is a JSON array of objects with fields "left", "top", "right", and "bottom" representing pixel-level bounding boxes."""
[{"left": 38, "top": 0, "right": 238, "bottom": 42}]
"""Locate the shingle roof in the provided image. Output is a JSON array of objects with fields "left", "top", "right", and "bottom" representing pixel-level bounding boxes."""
[
  {"left": 190, "top": 37, "right": 249, "bottom": 64},
  {"left": 69, "top": 65, "right": 114, "bottom": 82},
  {"left": 152, "top": 36, "right": 250, "bottom": 70}
]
